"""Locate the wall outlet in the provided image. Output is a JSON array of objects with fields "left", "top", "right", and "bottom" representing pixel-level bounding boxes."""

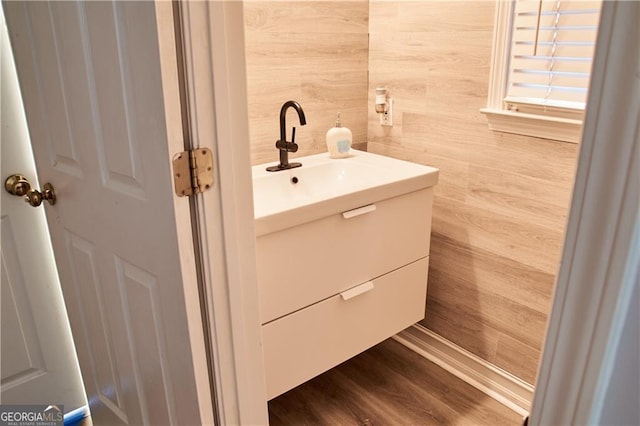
[{"left": 380, "top": 98, "right": 393, "bottom": 126}]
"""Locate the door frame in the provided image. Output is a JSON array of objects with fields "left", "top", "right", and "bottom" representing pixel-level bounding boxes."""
[
  {"left": 176, "top": 2, "right": 268, "bottom": 425},
  {"left": 529, "top": 1, "right": 639, "bottom": 424},
  {"left": 184, "top": 0, "right": 638, "bottom": 424}
]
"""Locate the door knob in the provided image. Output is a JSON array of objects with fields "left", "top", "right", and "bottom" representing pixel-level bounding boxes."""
[{"left": 5, "top": 174, "right": 56, "bottom": 207}]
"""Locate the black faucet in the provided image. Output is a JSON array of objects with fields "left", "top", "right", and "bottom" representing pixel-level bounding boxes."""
[{"left": 267, "top": 100, "right": 307, "bottom": 172}]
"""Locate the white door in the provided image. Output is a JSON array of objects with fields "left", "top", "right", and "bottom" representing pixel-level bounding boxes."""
[
  {"left": 3, "top": 2, "right": 213, "bottom": 425},
  {"left": 0, "top": 6, "right": 86, "bottom": 412}
]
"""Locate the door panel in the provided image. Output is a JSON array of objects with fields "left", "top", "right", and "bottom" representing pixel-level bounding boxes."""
[
  {"left": 64, "top": 232, "right": 127, "bottom": 421},
  {"left": 0, "top": 4, "right": 86, "bottom": 411},
  {"left": 1, "top": 218, "right": 46, "bottom": 386},
  {"left": 4, "top": 1, "right": 211, "bottom": 424},
  {"left": 83, "top": 2, "right": 147, "bottom": 196},
  {"left": 115, "top": 258, "right": 176, "bottom": 426}
]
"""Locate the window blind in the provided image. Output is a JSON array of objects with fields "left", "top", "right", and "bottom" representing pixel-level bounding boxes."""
[{"left": 506, "top": 0, "right": 602, "bottom": 112}]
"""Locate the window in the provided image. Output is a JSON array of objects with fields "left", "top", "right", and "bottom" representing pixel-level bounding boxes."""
[{"left": 481, "top": 0, "right": 602, "bottom": 143}]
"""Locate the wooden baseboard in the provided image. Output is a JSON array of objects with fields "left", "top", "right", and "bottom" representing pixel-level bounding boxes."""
[{"left": 393, "top": 325, "right": 533, "bottom": 417}]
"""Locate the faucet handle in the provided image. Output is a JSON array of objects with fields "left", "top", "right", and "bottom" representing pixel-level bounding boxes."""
[
  {"left": 274, "top": 139, "right": 298, "bottom": 153},
  {"left": 274, "top": 127, "right": 299, "bottom": 152},
  {"left": 289, "top": 127, "right": 299, "bottom": 152}
]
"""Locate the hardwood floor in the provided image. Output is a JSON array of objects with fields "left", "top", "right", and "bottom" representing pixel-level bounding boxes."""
[{"left": 268, "top": 339, "right": 522, "bottom": 425}]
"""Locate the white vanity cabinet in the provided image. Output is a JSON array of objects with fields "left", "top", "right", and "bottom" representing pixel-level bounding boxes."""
[{"left": 257, "top": 186, "right": 435, "bottom": 400}]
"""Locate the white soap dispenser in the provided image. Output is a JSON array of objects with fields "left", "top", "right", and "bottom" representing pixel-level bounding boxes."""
[{"left": 325, "top": 112, "right": 352, "bottom": 158}]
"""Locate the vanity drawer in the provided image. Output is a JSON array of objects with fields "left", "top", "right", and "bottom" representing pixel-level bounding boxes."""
[
  {"left": 256, "top": 188, "right": 433, "bottom": 324},
  {"left": 262, "top": 257, "right": 429, "bottom": 400}
]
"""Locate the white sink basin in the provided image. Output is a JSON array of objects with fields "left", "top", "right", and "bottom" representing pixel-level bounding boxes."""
[
  {"left": 252, "top": 149, "right": 439, "bottom": 236},
  {"left": 253, "top": 161, "right": 382, "bottom": 203}
]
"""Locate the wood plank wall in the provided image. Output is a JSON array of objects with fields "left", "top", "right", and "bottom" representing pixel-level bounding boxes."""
[
  {"left": 367, "top": 1, "right": 578, "bottom": 384},
  {"left": 244, "top": 1, "right": 579, "bottom": 385},
  {"left": 243, "top": 1, "right": 369, "bottom": 166}
]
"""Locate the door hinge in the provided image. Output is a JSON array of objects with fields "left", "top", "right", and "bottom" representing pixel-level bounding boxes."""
[{"left": 172, "top": 148, "right": 214, "bottom": 197}]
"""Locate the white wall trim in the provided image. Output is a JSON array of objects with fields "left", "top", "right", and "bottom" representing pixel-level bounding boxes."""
[
  {"left": 178, "top": 2, "right": 268, "bottom": 425},
  {"left": 480, "top": 108, "right": 582, "bottom": 144},
  {"left": 482, "top": 0, "right": 584, "bottom": 143},
  {"left": 529, "top": 2, "right": 640, "bottom": 424},
  {"left": 394, "top": 325, "right": 533, "bottom": 417},
  {"left": 485, "top": 0, "right": 514, "bottom": 110}
]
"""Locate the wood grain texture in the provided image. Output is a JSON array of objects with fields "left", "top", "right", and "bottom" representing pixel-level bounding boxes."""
[
  {"left": 243, "top": 1, "right": 369, "bottom": 165},
  {"left": 268, "top": 338, "right": 522, "bottom": 425},
  {"left": 244, "top": 0, "right": 578, "bottom": 385},
  {"left": 367, "top": 1, "right": 578, "bottom": 383}
]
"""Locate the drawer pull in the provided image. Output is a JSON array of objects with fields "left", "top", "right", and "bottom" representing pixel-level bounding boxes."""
[
  {"left": 342, "top": 204, "right": 376, "bottom": 219},
  {"left": 340, "top": 281, "right": 374, "bottom": 301}
]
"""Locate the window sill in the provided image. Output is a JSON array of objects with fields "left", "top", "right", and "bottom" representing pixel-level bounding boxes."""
[{"left": 480, "top": 108, "right": 582, "bottom": 144}]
